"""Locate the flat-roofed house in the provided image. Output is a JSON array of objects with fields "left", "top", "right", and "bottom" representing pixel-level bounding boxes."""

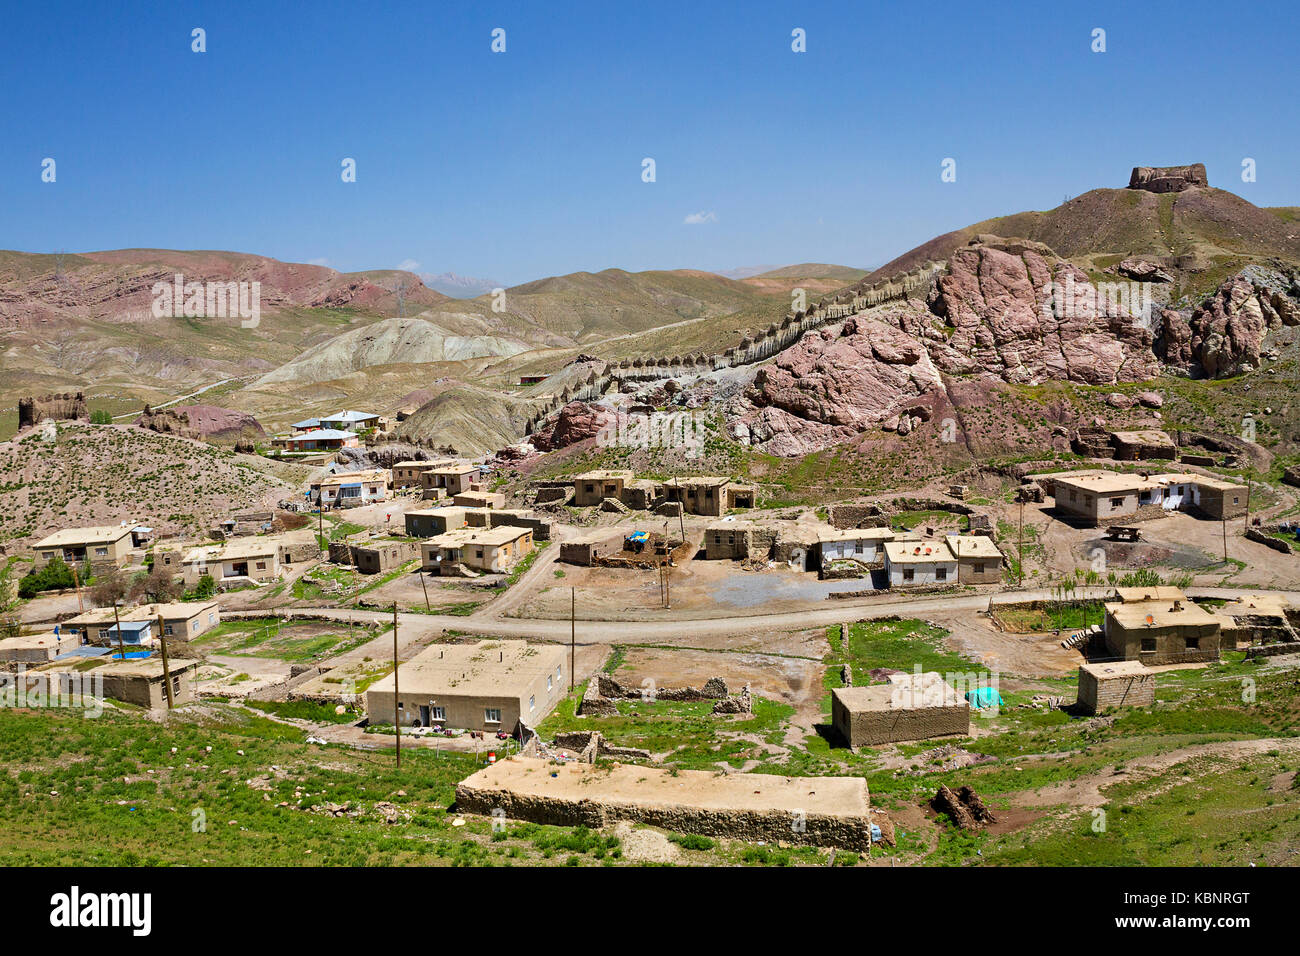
[
  {"left": 831, "top": 672, "right": 970, "bottom": 748},
  {"left": 573, "top": 470, "right": 633, "bottom": 507},
  {"left": 705, "top": 523, "right": 752, "bottom": 560},
  {"left": 453, "top": 490, "right": 506, "bottom": 509},
  {"left": 181, "top": 539, "right": 281, "bottom": 585},
  {"left": 62, "top": 601, "right": 220, "bottom": 645},
  {"left": 365, "top": 639, "right": 568, "bottom": 732},
  {"left": 1052, "top": 472, "right": 1165, "bottom": 525},
  {"left": 281, "top": 428, "right": 359, "bottom": 452},
  {"left": 421, "top": 463, "right": 481, "bottom": 498},
  {"left": 404, "top": 506, "right": 470, "bottom": 539},
  {"left": 883, "top": 539, "right": 958, "bottom": 587},
  {"left": 311, "top": 468, "right": 390, "bottom": 508},
  {"left": 33, "top": 526, "right": 135, "bottom": 569},
  {"left": 1183, "top": 475, "right": 1248, "bottom": 520},
  {"left": 944, "top": 535, "right": 1004, "bottom": 584},
  {"left": 391, "top": 459, "right": 453, "bottom": 488},
  {"left": 662, "top": 476, "right": 755, "bottom": 516},
  {"left": 1076, "top": 661, "right": 1156, "bottom": 715},
  {"left": 420, "top": 526, "right": 534, "bottom": 575},
  {"left": 25, "top": 657, "right": 201, "bottom": 709},
  {"left": 818, "top": 528, "right": 896, "bottom": 566},
  {"left": 1102, "top": 590, "right": 1221, "bottom": 664},
  {"left": 319, "top": 410, "right": 383, "bottom": 432}
]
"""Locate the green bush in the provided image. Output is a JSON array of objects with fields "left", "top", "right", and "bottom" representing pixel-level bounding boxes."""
[{"left": 17, "top": 557, "right": 80, "bottom": 599}]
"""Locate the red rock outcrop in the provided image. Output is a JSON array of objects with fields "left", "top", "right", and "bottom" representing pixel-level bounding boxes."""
[{"left": 531, "top": 401, "right": 615, "bottom": 452}]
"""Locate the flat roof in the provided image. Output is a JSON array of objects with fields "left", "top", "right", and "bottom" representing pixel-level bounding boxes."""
[
  {"left": 1053, "top": 472, "right": 1160, "bottom": 494},
  {"left": 833, "top": 672, "right": 966, "bottom": 712},
  {"left": 460, "top": 757, "right": 869, "bottom": 818},
  {"left": 426, "top": 526, "right": 532, "bottom": 548},
  {"left": 184, "top": 538, "right": 278, "bottom": 562},
  {"left": 288, "top": 428, "right": 356, "bottom": 440},
  {"left": 406, "top": 506, "right": 469, "bottom": 518},
  {"left": 35, "top": 525, "right": 134, "bottom": 549},
  {"left": 1080, "top": 660, "right": 1150, "bottom": 679},
  {"left": 1105, "top": 598, "right": 1220, "bottom": 629},
  {"left": 945, "top": 535, "right": 1003, "bottom": 559},
  {"left": 37, "top": 657, "right": 200, "bottom": 679},
  {"left": 316, "top": 468, "right": 390, "bottom": 485},
  {"left": 1114, "top": 586, "right": 1188, "bottom": 603},
  {"left": 883, "top": 539, "right": 955, "bottom": 563},
  {"left": 427, "top": 463, "right": 480, "bottom": 476},
  {"left": 368, "top": 640, "right": 564, "bottom": 698},
  {"left": 664, "top": 476, "right": 733, "bottom": 487},
  {"left": 818, "top": 527, "right": 897, "bottom": 543},
  {"left": 574, "top": 470, "right": 633, "bottom": 481},
  {"left": 1111, "top": 430, "right": 1175, "bottom": 445}
]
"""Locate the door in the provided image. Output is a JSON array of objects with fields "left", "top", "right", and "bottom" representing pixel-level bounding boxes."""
[{"left": 419, "top": 705, "right": 431, "bottom": 727}]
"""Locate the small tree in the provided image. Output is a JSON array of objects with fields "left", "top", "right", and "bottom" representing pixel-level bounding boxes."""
[
  {"left": 89, "top": 565, "right": 130, "bottom": 607},
  {"left": 130, "top": 563, "right": 182, "bottom": 604},
  {"left": 191, "top": 574, "right": 216, "bottom": 600}
]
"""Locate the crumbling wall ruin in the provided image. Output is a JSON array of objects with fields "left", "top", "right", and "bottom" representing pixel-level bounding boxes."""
[{"left": 18, "top": 391, "right": 88, "bottom": 429}]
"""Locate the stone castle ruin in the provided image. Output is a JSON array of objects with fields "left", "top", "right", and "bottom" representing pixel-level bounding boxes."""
[
  {"left": 17, "top": 391, "right": 88, "bottom": 430},
  {"left": 1128, "top": 163, "right": 1208, "bottom": 193}
]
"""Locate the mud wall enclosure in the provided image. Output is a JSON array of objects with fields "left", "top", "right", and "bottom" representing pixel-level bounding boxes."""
[{"left": 456, "top": 758, "right": 874, "bottom": 850}]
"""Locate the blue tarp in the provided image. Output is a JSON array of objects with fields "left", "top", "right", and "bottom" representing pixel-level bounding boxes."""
[{"left": 965, "top": 687, "right": 1005, "bottom": 708}]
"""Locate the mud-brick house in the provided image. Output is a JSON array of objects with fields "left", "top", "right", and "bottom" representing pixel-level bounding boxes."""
[
  {"left": 421, "top": 463, "right": 481, "bottom": 498},
  {"left": 365, "top": 639, "right": 567, "bottom": 732},
  {"left": 33, "top": 526, "right": 135, "bottom": 569},
  {"left": 1051, "top": 472, "right": 1166, "bottom": 525},
  {"left": 279, "top": 428, "right": 359, "bottom": 452},
  {"left": 661, "top": 476, "right": 755, "bottom": 516},
  {"left": 1102, "top": 589, "right": 1222, "bottom": 664},
  {"left": 832, "top": 672, "right": 970, "bottom": 747},
  {"left": 573, "top": 470, "right": 633, "bottom": 507},
  {"left": 391, "top": 459, "right": 453, "bottom": 489},
  {"left": 420, "top": 526, "right": 534, "bottom": 576},
  {"left": 404, "top": 506, "right": 470, "bottom": 538},
  {"left": 817, "top": 528, "right": 896, "bottom": 567},
  {"left": 944, "top": 535, "right": 1003, "bottom": 584},
  {"left": 181, "top": 539, "right": 281, "bottom": 586}
]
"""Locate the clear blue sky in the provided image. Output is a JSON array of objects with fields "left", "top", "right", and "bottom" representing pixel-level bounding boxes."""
[{"left": 2, "top": 0, "right": 1297, "bottom": 284}]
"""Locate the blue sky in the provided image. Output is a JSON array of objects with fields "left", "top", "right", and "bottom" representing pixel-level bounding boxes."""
[{"left": 2, "top": 0, "right": 1297, "bottom": 284}]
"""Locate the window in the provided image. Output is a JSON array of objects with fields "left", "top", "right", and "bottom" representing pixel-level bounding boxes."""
[
  {"left": 368, "top": 486, "right": 378, "bottom": 495},
  {"left": 255, "top": 561, "right": 267, "bottom": 571},
  {"left": 902, "top": 568, "right": 914, "bottom": 582},
  {"left": 1110, "top": 497, "right": 1124, "bottom": 508},
  {"left": 855, "top": 540, "right": 864, "bottom": 554},
  {"left": 1141, "top": 638, "right": 1157, "bottom": 653},
  {"left": 973, "top": 562, "right": 985, "bottom": 573},
  {"left": 936, "top": 567, "right": 947, "bottom": 581},
  {"left": 164, "top": 624, "right": 175, "bottom": 636},
  {"left": 547, "top": 676, "right": 552, "bottom": 691},
  {"left": 529, "top": 695, "right": 536, "bottom": 712},
  {"left": 557, "top": 665, "right": 562, "bottom": 680},
  {"left": 485, "top": 708, "right": 501, "bottom": 723},
  {"left": 340, "top": 486, "right": 361, "bottom": 498},
  {"left": 208, "top": 612, "right": 216, "bottom": 624},
  {"left": 95, "top": 547, "right": 108, "bottom": 556},
  {"left": 584, "top": 484, "right": 594, "bottom": 493},
  {"left": 1232, "top": 497, "right": 1239, "bottom": 504},
  {"left": 1186, "top": 637, "right": 1200, "bottom": 650},
  {"left": 432, "top": 706, "right": 445, "bottom": 721},
  {"left": 191, "top": 621, "right": 199, "bottom": 632},
  {"left": 714, "top": 535, "right": 722, "bottom": 544}
]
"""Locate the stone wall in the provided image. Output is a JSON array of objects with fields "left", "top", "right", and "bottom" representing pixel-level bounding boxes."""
[
  {"left": 1077, "top": 665, "right": 1155, "bottom": 715},
  {"left": 17, "top": 391, "right": 88, "bottom": 429}
]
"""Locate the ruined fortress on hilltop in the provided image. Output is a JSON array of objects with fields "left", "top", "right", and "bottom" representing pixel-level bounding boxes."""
[{"left": 1128, "top": 163, "right": 1208, "bottom": 193}]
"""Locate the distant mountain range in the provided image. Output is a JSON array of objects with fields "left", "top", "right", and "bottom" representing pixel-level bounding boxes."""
[{"left": 419, "top": 272, "right": 503, "bottom": 298}]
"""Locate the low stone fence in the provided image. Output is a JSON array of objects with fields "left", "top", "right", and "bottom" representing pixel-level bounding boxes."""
[
  {"left": 1247, "top": 528, "right": 1292, "bottom": 554},
  {"left": 1245, "top": 642, "right": 1300, "bottom": 659}
]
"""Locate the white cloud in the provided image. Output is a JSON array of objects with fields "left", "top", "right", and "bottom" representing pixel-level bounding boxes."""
[
  {"left": 396, "top": 258, "right": 421, "bottom": 272},
  {"left": 683, "top": 211, "right": 718, "bottom": 225},
  {"left": 306, "top": 257, "right": 331, "bottom": 267}
]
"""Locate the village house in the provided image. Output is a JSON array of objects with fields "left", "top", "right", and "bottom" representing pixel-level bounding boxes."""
[
  {"left": 181, "top": 538, "right": 281, "bottom": 585},
  {"left": 705, "top": 523, "right": 752, "bottom": 560},
  {"left": 25, "top": 656, "right": 201, "bottom": 709},
  {"left": 391, "top": 459, "right": 452, "bottom": 488},
  {"left": 289, "top": 417, "right": 321, "bottom": 432},
  {"left": 61, "top": 601, "right": 220, "bottom": 645},
  {"left": 32, "top": 525, "right": 136, "bottom": 569},
  {"left": 817, "top": 528, "right": 896, "bottom": 567},
  {"left": 453, "top": 489, "right": 506, "bottom": 509},
  {"left": 366, "top": 639, "right": 567, "bottom": 733},
  {"left": 329, "top": 539, "right": 418, "bottom": 574},
  {"left": 883, "top": 539, "right": 959, "bottom": 587},
  {"left": 404, "top": 506, "right": 470, "bottom": 538},
  {"left": 277, "top": 428, "right": 359, "bottom": 452},
  {"left": 0, "top": 633, "right": 68, "bottom": 664},
  {"left": 319, "top": 410, "right": 383, "bottom": 432},
  {"left": 420, "top": 526, "right": 534, "bottom": 576},
  {"left": 832, "top": 672, "right": 971, "bottom": 748},
  {"left": 1049, "top": 469, "right": 1247, "bottom": 525},
  {"left": 944, "top": 535, "right": 1004, "bottom": 584},
  {"left": 311, "top": 468, "right": 390, "bottom": 508},
  {"left": 421, "top": 463, "right": 481, "bottom": 498},
  {"left": 559, "top": 529, "right": 625, "bottom": 565},
  {"left": 572, "top": 470, "right": 634, "bottom": 507},
  {"left": 1076, "top": 660, "right": 1156, "bottom": 715},
  {"left": 662, "top": 476, "right": 755, "bottom": 516},
  {"left": 1102, "top": 589, "right": 1222, "bottom": 664}
]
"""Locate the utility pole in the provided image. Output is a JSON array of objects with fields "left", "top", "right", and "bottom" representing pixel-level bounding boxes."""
[
  {"left": 111, "top": 601, "right": 126, "bottom": 662},
  {"left": 393, "top": 603, "right": 400, "bottom": 768},
  {"left": 569, "top": 587, "right": 575, "bottom": 692},
  {"left": 318, "top": 499, "right": 324, "bottom": 558},
  {"left": 155, "top": 613, "right": 175, "bottom": 709},
  {"left": 419, "top": 567, "right": 431, "bottom": 612},
  {"left": 1222, "top": 516, "right": 1228, "bottom": 563},
  {"left": 1018, "top": 498, "right": 1025, "bottom": 586},
  {"left": 71, "top": 563, "right": 84, "bottom": 613}
]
